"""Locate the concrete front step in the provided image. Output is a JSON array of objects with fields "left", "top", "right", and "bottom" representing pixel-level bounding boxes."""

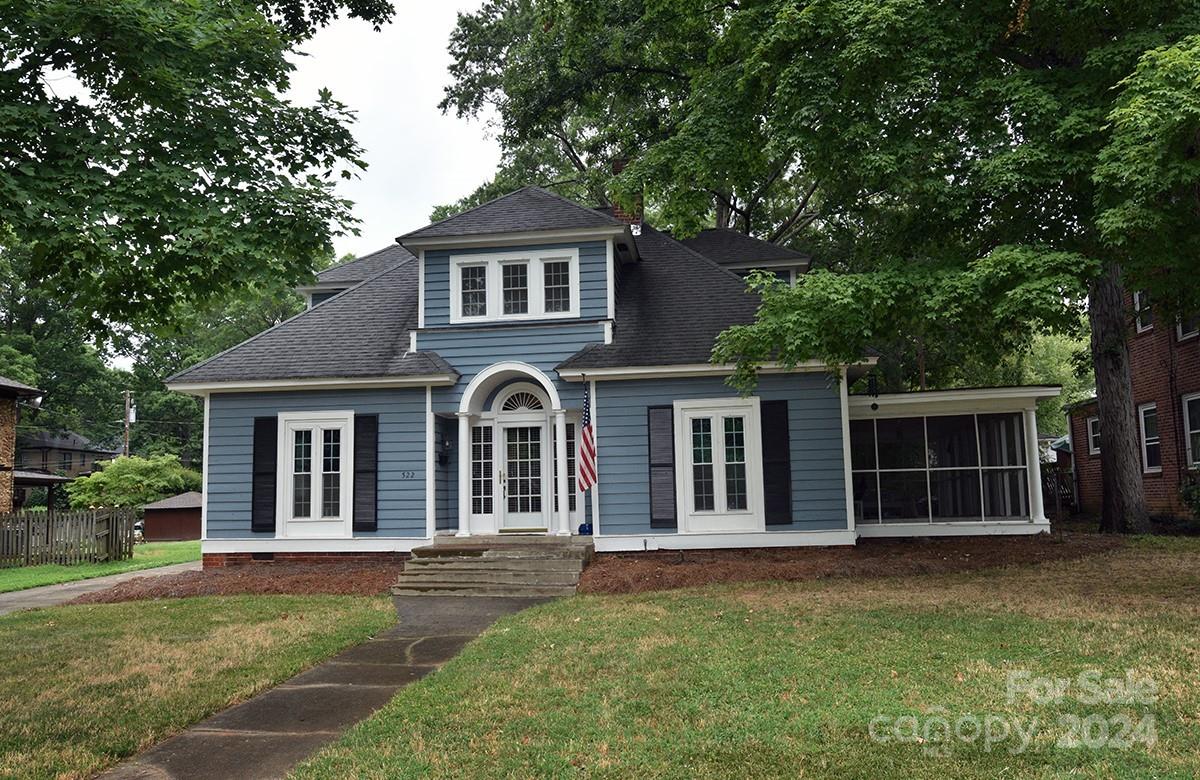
[
  {"left": 398, "top": 569, "right": 580, "bottom": 587},
  {"left": 411, "top": 546, "right": 590, "bottom": 561},
  {"left": 392, "top": 583, "right": 578, "bottom": 598},
  {"left": 405, "top": 557, "right": 584, "bottom": 573}
]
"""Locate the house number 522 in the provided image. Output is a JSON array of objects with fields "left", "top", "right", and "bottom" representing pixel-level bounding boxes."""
[{"left": 400, "top": 470, "right": 416, "bottom": 480}]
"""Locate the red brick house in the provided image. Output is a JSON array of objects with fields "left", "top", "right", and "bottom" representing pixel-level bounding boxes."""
[{"left": 1068, "top": 292, "right": 1200, "bottom": 518}]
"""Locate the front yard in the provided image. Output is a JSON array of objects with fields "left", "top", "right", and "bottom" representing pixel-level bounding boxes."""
[
  {"left": 0, "top": 540, "right": 201, "bottom": 593},
  {"left": 296, "top": 537, "right": 1200, "bottom": 779},
  {"left": 0, "top": 595, "right": 395, "bottom": 779}
]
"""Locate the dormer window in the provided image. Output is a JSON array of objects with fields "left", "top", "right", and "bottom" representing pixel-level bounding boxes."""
[{"left": 450, "top": 249, "right": 579, "bottom": 323}]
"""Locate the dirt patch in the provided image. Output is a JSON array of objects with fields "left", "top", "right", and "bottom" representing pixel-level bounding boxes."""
[
  {"left": 577, "top": 533, "right": 1123, "bottom": 595},
  {"left": 70, "top": 561, "right": 404, "bottom": 604}
]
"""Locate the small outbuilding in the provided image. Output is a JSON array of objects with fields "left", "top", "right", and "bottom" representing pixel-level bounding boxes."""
[{"left": 141, "top": 491, "right": 202, "bottom": 541}]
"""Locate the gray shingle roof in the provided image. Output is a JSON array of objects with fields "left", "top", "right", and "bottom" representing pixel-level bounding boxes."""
[
  {"left": 558, "top": 226, "right": 761, "bottom": 370},
  {"left": 167, "top": 259, "right": 457, "bottom": 385},
  {"left": 680, "top": 228, "right": 810, "bottom": 268},
  {"left": 18, "top": 430, "right": 119, "bottom": 454},
  {"left": 399, "top": 186, "right": 624, "bottom": 241},
  {"left": 143, "top": 491, "right": 203, "bottom": 510},
  {"left": 0, "top": 375, "right": 40, "bottom": 397},
  {"left": 317, "top": 245, "right": 414, "bottom": 285}
]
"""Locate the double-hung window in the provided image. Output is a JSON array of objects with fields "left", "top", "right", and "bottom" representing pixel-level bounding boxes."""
[
  {"left": 1138, "top": 403, "right": 1161, "bottom": 473},
  {"left": 1134, "top": 290, "right": 1153, "bottom": 332},
  {"left": 1184, "top": 394, "right": 1200, "bottom": 469},
  {"left": 1087, "top": 417, "right": 1101, "bottom": 455},
  {"left": 278, "top": 412, "right": 353, "bottom": 537},
  {"left": 450, "top": 249, "right": 579, "bottom": 323},
  {"left": 1178, "top": 316, "right": 1199, "bottom": 341},
  {"left": 673, "top": 398, "right": 764, "bottom": 532}
]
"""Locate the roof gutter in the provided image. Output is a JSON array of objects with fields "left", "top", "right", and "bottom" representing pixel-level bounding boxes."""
[
  {"left": 556, "top": 358, "right": 876, "bottom": 382},
  {"left": 167, "top": 374, "right": 459, "bottom": 397}
]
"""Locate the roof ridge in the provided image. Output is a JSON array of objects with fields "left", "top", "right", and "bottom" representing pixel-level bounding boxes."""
[
  {"left": 397, "top": 185, "right": 623, "bottom": 241},
  {"left": 167, "top": 256, "right": 416, "bottom": 385},
  {"left": 639, "top": 224, "right": 752, "bottom": 284},
  {"left": 527, "top": 186, "right": 625, "bottom": 226}
]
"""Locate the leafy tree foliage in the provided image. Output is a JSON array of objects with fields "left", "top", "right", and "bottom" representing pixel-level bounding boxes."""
[
  {"left": 66, "top": 454, "right": 201, "bottom": 509},
  {"left": 0, "top": 0, "right": 392, "bottom": 329}
]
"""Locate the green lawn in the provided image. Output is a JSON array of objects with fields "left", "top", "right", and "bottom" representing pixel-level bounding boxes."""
[
  {"left": 0, "top": 540, "right": 200, "bottom": 593},
  {"left": 0, "top": 595, "right": 395, "bottom": 779},
  {"left": 296, "top": 537, "right": 1200, "bottom": 779}
]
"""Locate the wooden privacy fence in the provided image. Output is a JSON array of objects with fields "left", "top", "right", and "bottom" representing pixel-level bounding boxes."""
[{"left": 0, "top": 508, "right": 137, "bottom": 568}]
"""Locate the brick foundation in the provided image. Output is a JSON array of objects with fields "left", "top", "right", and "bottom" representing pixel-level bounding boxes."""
[{"left": 202, "top": 551, "right": 409, "bottom": 568}]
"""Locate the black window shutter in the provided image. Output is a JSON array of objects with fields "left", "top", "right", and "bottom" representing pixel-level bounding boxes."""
[
  {"left": 761, "top": 400, "right": 792, "bottom": 525},
  {"left": 353, "top": 414, "right": 379, "bottom": 532},
  {"left": 251, "top": 417, "right": 277, "bottom": 533},
  {"left": 647, "top": 406, "right": 676, "bottom": 528}
]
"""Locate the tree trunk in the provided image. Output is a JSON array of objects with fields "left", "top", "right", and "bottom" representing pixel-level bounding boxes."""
[{"left": 1088, "top": 262, "right": 1150, "bottom": 534}]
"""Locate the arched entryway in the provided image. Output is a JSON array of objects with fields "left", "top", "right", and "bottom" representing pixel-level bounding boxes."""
[{"left": 456, "top": 363, "right": 575, "bottom": 537}]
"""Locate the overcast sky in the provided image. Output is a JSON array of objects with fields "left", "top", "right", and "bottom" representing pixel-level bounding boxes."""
[{"left": 288, "top": 3, "right": 500, "bottom": 260}]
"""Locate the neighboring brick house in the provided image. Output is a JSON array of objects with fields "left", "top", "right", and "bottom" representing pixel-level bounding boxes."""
[
  {"left": 0, "top": 376, "right": 44, "bottom": 513},
  {"left": 1068, "top": 292, "right": 1200, "bottom": 518}
]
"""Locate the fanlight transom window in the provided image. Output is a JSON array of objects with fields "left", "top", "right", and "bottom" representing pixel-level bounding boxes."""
[{"left": 501, "top": 391, "right": 544, "bottom": 412}]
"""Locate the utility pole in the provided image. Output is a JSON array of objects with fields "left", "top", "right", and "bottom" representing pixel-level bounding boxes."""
[{"left": 123, "top": 390, "right": 132, "bottom": 457}]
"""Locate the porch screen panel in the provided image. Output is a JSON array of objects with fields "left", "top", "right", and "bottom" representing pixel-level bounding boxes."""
[
  {"left": 978, "top": 413, "right": 1028, "bottom": 519},
  {"left": 927, "top": 415, "right": 981, "bottom": 521}
]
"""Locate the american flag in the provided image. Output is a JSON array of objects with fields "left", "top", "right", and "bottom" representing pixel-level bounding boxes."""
[{"left": 578, "top": 382, "right": 597, "bottom": 492}]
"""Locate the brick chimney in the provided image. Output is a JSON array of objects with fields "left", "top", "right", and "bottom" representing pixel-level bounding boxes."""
[{"left": 609, "top": 159, "right": 643, "bottom": 229}]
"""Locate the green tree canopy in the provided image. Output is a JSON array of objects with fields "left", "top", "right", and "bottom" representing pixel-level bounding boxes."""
[
  {"left": 0, "top": 0, "right": 392, "bottom": 330},
  {"left": 66, "top": 454, "right": 201, "bottom": 509}
]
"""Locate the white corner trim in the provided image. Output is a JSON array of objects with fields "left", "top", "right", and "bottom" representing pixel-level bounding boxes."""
[
  {"left": 417, "top": 249, "right": 426, "bottom": 329},
  {"left": 401, "top": 226, "right": 626, "bottom": 251},
  {"left": 556, "top": 360, "right": 865, "bottom": 382},
  {"left": 593, "top": 529, "right": 857, "bottom": 552},
  {"left": 409, "top": 331, "right": 417, "bottom": 352},
  {"left": 168, "top": 374, "right": 458, "bottom": 396},
  {"left": 202, "top": 537, "right": 432, "bottom": 554},
  {"left": 856, "top": 521, "right": 1050, "bottom": 538},
  {"left": 589, "top": 379, "right": 600, "bottom": 535},
  {"left": 425, "top": 387, "right": 435, "bottom": 538},
  {"left": 849, "top": 386, "right": 1061, "bottom": 418},
  {"left": 605, "top": 238, "right": 615, "bottom": 320},
  {"left": 200, "top": 395, "right": 210, "bottom": 541},
  {"left": 602, "top": 320, "right": 613, "bottom": 344},
  {"left": 839, "top": 369, "right": 855, "bottom": 535}
]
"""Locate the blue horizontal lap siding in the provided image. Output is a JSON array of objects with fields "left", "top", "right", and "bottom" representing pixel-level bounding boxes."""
[
  {"left": 596, "top": 374, "right": 848, "bottom": 535},
  {"left": 424, "top": 321, "right": 604, "bottom": 413},
  {"left": 207, "top": 389, "right": 427, "bottom": 539},
  {"left": 423, "top": 241, "right": 608, "bottom": 327}
]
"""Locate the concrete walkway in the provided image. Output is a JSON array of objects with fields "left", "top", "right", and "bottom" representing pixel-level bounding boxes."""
[
  {"left": 0, "top": 561, "right": 201, "bottom": 616},
  {"left": 101, "top": 595, "right": 549, "bottom": 780}
]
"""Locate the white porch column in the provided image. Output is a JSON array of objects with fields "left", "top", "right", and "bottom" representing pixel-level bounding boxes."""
[
  {"left": 1023, "top": 408, "right": 1047, "bottom": 522},
  {"left": 553, "top": 408, "right": 570, "bottom": 536},
  {"left": 456, "top": 412, "right": 471, "bottom": 537}
]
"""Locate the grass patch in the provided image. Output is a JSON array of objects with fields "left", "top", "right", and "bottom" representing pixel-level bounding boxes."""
[
  {"left": 0, "top": 594, "right": 395, "bottom": 779},
  {"left": 0, "top": 540, "right": 201, "bottom": 593},
  {"left": 296, "top": 541, "right": 1200, "bottom": 779}
]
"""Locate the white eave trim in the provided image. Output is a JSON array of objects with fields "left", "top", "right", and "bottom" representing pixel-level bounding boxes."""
[
  {"left": 849, "top": 386, "right": 1062, "bottom": 417},
  {"left": 557, "top": 358, "right": 875, "bottom": 382},
  {"left": 399, "top": 226, "right": 627, "bottom": 251},
  {"left": 168, "top": 374, "right": 458, "bottom": 396},
  {"left": 295, "top": 282, "right": 354, "bottom": 295}
]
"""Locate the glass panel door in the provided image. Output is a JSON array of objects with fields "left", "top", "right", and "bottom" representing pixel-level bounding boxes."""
[{"left": 501, "top": 425, "right": 546, "bottom": 527}]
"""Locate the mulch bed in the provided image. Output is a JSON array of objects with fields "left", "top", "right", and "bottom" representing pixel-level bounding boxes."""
[
  {"left": 576, "top": 533, "right": 1125, "bottom": 595},
  {"left": 70, "top": 561, "right": 404, "bottom": 605}
]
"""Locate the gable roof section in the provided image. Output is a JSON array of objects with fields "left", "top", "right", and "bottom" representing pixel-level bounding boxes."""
[
  {"left": 143, "top": 491, "right": 203, "bottom": 511},
  {"left": 558, "top": 226, "right": 761, "bottom": 370},
  {"left": 399, "top": 186, "right": 625, "bottom": 241},
  {"left": 316, "top": 244, "right": 414, "bottom": 285},
  {"left": 0, "top": 375, "right": 40, "bottom": 398},
  {"left": 167, "top": 260, "right": 455, "bottom": 387},
  {"left": 680, "top": 228, "right": 810, "bottom": 269}
]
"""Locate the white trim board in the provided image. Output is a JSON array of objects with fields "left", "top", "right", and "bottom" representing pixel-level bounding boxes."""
[
  {"left": 593, "top": 529, "right": 857, "bottom": 552},
  {"left": 400, "top": 226, "right": 627, "bottom": 251},
  {"left": 849, "top": 386, "right": 1061, "bottom": 417},
  {"left": 856, "top": 521, "right": 1051, "bottom": 538},
  {"left": 169, "top": 374, "right": 457, "bottom": 396},
  {"left": 202, "top": 537, "right": 431, "bottom": 554},
  {"left": 556, "top": 359, "right": 875, "bottom": 382}
]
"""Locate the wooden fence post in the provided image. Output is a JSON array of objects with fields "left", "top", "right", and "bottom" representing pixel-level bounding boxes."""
[{"left": 23, "top": 513, "right": 30, "bottom": 566}]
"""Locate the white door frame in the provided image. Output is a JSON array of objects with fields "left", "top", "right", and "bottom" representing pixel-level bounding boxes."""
[
  {"left": 497, "top": 419, "right": 551, "bottom": 529},
  {"left": 276, "top": 410, "right": 355, "bottom": 539},
  {"left": 673, "top": 397, "right": 765, "bottom": 534}
]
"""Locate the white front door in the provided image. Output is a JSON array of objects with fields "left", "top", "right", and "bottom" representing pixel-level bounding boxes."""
[{"left": 499, "top": 423, "right": 549, "bottom": 529}]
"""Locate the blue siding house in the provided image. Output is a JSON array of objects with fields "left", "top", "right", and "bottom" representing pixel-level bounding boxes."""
[{"left": 168, "top": 187, "right": 1059, "bottom": 562}]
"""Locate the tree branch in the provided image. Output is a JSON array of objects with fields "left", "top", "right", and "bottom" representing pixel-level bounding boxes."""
[{"left": 768, "top": 180, "right": 820, "bottom": 243}]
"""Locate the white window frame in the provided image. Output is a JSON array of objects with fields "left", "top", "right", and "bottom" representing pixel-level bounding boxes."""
[
  {"left": 276, "top": 410, "right": 355, "bottom": 538},
  {"left": 1184, "top": 393, "right": 1200, "bottom": 469},
  {"left": 1178, "top": 318, "right": 1199, "bottom": 341},
  {"left": 1137, "top": 402, "right": 1161, "bottom": 474},
  {"left": 673, "top": 397, "right": 765, "bottom": 533},
  {"left": 1087, "top": 416, "right": 1101, "bottom": 455},
  {"left": 449, "top": 249, "right": 580, "bottom": 324},
  {"left": 1134, "top": 290, "right": 1153, "bottom": 333}
]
